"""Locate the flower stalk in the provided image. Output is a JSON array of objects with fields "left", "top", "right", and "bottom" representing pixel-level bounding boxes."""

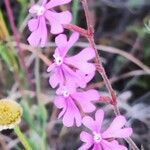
[
  {"left": 14, "top": 126, "right": 32, "bottom": 150},
  {"left": 80, "top": 0, "right": 139, "bottom": 150}
]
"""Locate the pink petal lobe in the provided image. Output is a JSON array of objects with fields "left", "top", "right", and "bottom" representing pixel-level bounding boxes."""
[
  {"left": 46, "top": 0, "right": 72, "bottom": 9},
  {"left": 79, "top": 131, "right": 93, "bottom": 150},
  {"left": 65, "top": 48, "right": 96, "bottom": 74},
  {"left": 62, "top": 64, "right": 87, "bottom": 88},
  {"left": 67, "top": 32, "right": 79, "bottom": 50},
  {"left": 55, "top": 34, "right": 68, "bottom": 48},
  {"left": 55, "top": 34, "right": 69, "bottom": 57},
  {"left": 29, "top": 5, "right": 39, "bottom": 14},
  {"left": 102, "top": 116, "right": 133, "bottom": 138},
  {"left": 54, "top": 96, "right": 66, "bottom": 118},
  {"left": 42, "top": 0, "right": 48, "bottom": 5},
  {"left": 84, "top": 71, "right": 95, "bottom": 83},
  {"left": 62, "top": 97, "right": 82, "bottom": 127},
  {"left": 27, "top": 17, "right": 47, "bottom": 47},
  {"left": 80, "top": 131, "right": 93, "bottom": 143},
  {"left": 28, "top": 18, "right": 39, "bottom": 31},
  {"left": 39, "top": 17, "right": 47, "bottom": 47},
  {"left": 72, "top": 89, "right": 99, "bottom": 113},
  {"left": 45, "top": 11, "right": 62, "bottom": 34},
  {"left": 54, "top": 96, "right": 65, "bottom": 108},
  {"left": 49, "top": 67, "right": 64, "bottom": 88},
  {"left": 49, "top": 71, "right": 59, "bottom": 88},
  {"left": 47, "top": 63, "right": 55, "bottom": 72},
  {"left": 56, "top": 11, "right": 72, "bottom": 25},
  {"left": 27, "top": 30, "right": 40, "bottom": 47},
  {"left": 56, "top": 85, "right": 76, "bottom": 96},
  {"left": 45, "top": 11, "right": 71, "bottom": 34},
  {"left": 101, "top": 140, "right": 127, "bottom": 150},
  {"left": 95, "top": 109, "right": 104, "bottom": 132},
  {"left": 92, "top": 144, "right": 102, "bottom": 150},
  {"left": 82, "top": 116, "right": 95, "bottom": 131}
]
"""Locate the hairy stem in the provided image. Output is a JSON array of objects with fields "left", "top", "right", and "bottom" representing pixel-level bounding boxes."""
[
  {"left": 63, "top": 24, "right": 88, "bottom": 37},
  {"left": 81, "top": 0, "right": 117, "bottom": 106},
  {"left": 80, "top": 0, "right": 139, "bottom": 150}
]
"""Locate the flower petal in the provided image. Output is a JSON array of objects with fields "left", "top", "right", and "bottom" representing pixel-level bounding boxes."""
[
  {"left": 84, "top": 71, "right": 95, "bottom": 83},
  {"left": 27, "top": 30, "right": 40, "bottom": 47},
  {"left": 82, "top": 116, "right": 95, "bottom": 131},
  {"left": 79, "top": 131, "right": 93, "bottom": 150},
  {"left": 55, "top": 34, "right": 68, "bottom": 48},
  {"left": 62, "top": 64, "right": 87, "bottom": 88},
  {"left": 47, "top": 63, "right": 55, "bottom": 72},
  {"left": 80, "top": 131, "right": 93, "bottom": 143},
  {"left": 55, "top": 11, "right": 72, "bottom": 25},
  {"left": 72, "top": 89, "right": 99, "bottom": 113},
  {"left": 54, "top": 96, "right": 66, "bottom": 118},
  {"left": 67, "top": 32, "right": 79, "bottom": 50},
  {"left": 39, "top": 17, "right": 47, "bottom": 47},
  {"left": 54, "top": 96, "right": 65, "bottom": 109},
  {"left": 95, "top": 109, "right": 104, "bottom": 132},
  {"left": 65, "top": 48, "right": 96, "bottom": 74},
  {"left": 102, "top": 116, "right": 133, "bottom": 138},
  {"left": 46, "top": 0, "right": 72, "bottom": 9},
  {"left": 28, "top": 18, "right": 39, "bottom": 31},
  {"left": 56, "top": 85, "right": 76, "bottom": 96},
  {"left": 92, "top": 144, "right": 102, "bottom": 150},
  {"left": 101, "top": 140, "right": 127, "bottom": 150},
  {"left": 49, "top": 71, "right": 59, "bottom": 88},
  {"left": 62, "top": 97, "right": 82, "bottom": 127},
  {"left": 29, "top": 5, "right": 39, "bottom": 14},
  {"left": 42, "top": 0, "right": 48, "bottom": 5},
  {"left": 49, "top": 67, "right": 64, "bottom": 88},
  {"left": 27, "top": 17, "right": 47, "bottom": 47},
  {"left": 45, "top": 11, "right": 72, "bottom": 34},
  {"left": 55, "top": 34, "right": 69, "bottom": 57}
]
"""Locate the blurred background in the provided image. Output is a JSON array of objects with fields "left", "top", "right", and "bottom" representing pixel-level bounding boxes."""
[{"left": 0, "top": 0, "right": 150, "bottom": 149}]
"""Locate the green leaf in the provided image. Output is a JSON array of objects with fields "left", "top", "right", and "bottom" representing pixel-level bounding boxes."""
[
  {"left": 16, "top": 0, "right": 29, "bottom": 27},
  {"left": 35, "top": 104, "right": 48, "bottom": 132},
  {"left": 127, "top": 0, "right": 144, "bottom": 9},
  {"left": 20, "top": 100, "right": 35, "bottom": 129},
  {"left": 28, "top": 131, "right": 41, "bottom": 150},
  {"left": 0, "top": 43, "right": 19, "bottom": 72},
  {"left": 127, "top": 25, "right": 148, "bottom": 38}
]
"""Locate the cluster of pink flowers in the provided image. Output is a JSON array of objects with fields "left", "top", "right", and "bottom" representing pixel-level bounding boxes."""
[{"left": 27, "top": 0, "right": 133, "bottom": 149}]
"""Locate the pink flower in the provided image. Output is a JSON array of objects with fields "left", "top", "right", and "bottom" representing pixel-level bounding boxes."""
[
  {"left": 79, "top": 109, "right": 133, "bottom": 150},
  {"left": 54, "top": 86, "right": 99, "bottom": 127},
  {"left": 27, "top": 0, "right": 72, "bottom": 47},
  {"left": 47, "top": 32, "right": 96, "bottom": 90}
]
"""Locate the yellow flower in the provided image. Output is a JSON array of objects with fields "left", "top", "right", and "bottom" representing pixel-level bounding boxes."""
[{"left": 0, "top": 99, "right": 23, "bottom": 131}]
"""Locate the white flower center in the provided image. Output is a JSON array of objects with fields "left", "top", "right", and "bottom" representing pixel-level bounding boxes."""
[
  {"left": 93, "top": 132, "right": 102, "bottom": 143},
  {"left": 53, "top": 54, "right": 63, "bottom": 66},
  {"left": 35, "top": 5, "right": 45, "bottom": 16},
  {"left": 62, "top": 90, "right": 70, "bottom": 97}
]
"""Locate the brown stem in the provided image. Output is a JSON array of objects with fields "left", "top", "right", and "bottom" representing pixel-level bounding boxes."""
[
  {"left": 63, "top": 24, "right": 88, "bottom": 37},
  {"left": 81, "top": 0, "right": 117, "bottom": 106},
  {"left": 80, "top": 0, "right": 139, "bottom": 150}
]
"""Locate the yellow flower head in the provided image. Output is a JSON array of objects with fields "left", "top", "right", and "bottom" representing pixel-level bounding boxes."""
[{"left": 0, "top": 99, "right": 23, "bottom": 131}]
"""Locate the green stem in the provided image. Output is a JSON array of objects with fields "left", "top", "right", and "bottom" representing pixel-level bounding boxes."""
[
  {"left": 14, "top": 126, "right": 32, "bottom": 150},
  {"left": 72, "top": 0, "right": 79, "bottom": 24},
  {"left": 35, "top": 51, "right": 47, "bottom": 150},
  {"left": 35, "top": 49, "right": 41, "bottom": 103}
]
